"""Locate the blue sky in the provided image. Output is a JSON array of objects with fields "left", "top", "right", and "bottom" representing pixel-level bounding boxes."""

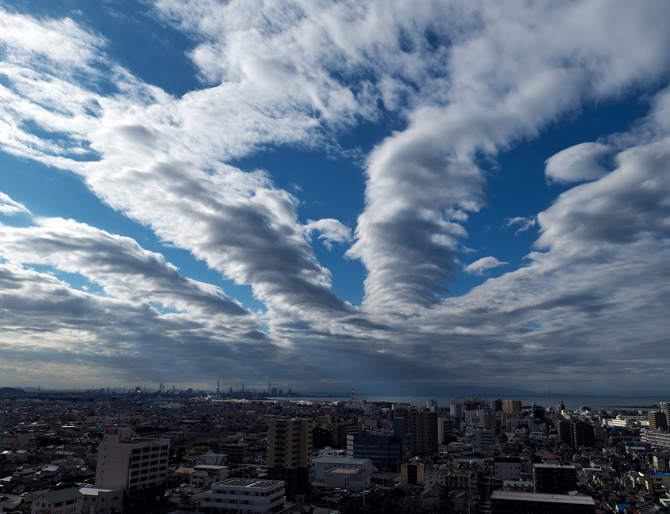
[{"left": 1, "top": 0, "right": 670, "bottom": 395}]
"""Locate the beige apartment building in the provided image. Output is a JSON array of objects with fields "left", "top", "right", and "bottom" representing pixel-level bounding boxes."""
[{"left": 267, "top": 418, "right": 313, "bottom": 501}]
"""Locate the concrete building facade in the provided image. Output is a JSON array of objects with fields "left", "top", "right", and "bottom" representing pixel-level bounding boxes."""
[
  {"left": 490, "top": 491, "right": 596, "bottom": 513},
  {"left": 201, "top": 478, "right": 285, "bottom": 513},
  {"left": 267, "top": 418, "right": 312, "bottom": 501},
  {"left": 311, "top": 455, "right": 373, "bottom": 482},
  {"left": 94, "top": 427, "right": 170, "bottom": 513}
]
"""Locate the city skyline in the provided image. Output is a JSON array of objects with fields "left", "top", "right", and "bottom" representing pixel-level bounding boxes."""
[{"left": 1, "top": 0, "right": 669, "bottom": 394}]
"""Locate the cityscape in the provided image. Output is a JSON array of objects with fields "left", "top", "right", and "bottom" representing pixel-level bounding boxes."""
[
  {"left": 1, "top": 0, "right": 670, "bottom": 512},
  {"left": 2, "top": 386, "right": 670, "bottom": 512}
]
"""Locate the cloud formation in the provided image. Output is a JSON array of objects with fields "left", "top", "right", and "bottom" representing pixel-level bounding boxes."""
[
  {"left": 0, "top": 1, "right": 669, "bottom": 393},
  {"left": 545, "top": 142, "right": 613, "bottom": 184},
  {"left": 464, "top": 257, "right": 508, "bottom": 276},
  {"left": 504, "top": 217, "right": 537, "bottom": 235},
  {"left": 0, "top": 192, "right": 29, "bottom": 215}
]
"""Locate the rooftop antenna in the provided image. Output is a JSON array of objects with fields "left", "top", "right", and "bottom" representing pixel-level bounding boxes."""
[{"left": 351, "top": 388, "right": 355, "bottom": 404}]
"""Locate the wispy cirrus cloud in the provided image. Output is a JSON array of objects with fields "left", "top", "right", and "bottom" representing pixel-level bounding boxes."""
[
  {"left": 504, "top": 216, "right": 536, "bottom": 235},
  {"left": 0, "top": 192, "right": 30, "bottom": 215}
]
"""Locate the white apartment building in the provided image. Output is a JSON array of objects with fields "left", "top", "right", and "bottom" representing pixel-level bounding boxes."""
[
  {"left": 641, "top": 429, "right": 670, "bottom": 450},
  {"left": 605, "top": 414, "right": 649, "bottom": 428},
  {"left": 201, "top": 478, "right": 285, "bottom": 514},
  {"left": 94, "top": 427, "right": 170, "bottom": 494}
]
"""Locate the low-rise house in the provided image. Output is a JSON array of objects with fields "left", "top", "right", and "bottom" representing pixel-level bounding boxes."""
[
  {"left": 79, "top": 487, "right": 123, "bottom": 514},
  {"left": 30, "top": 488, "right": 83, "bottom": 514},
  {"left": 191, "top": 465, "right": 229, "bottom": 489}
]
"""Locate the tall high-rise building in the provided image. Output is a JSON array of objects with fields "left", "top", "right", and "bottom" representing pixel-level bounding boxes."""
[
  {"left": 95, "top": 427, "right": 170, "bottom": 513},
  {"left": 571, "top": 421, "right": 595, "bottom": 448},
  {"left": 660, "top": 402, "right": 670, "bottom": 422},
  {"left": 393, "top": 417, "right": 408, "bottom": 459},
  {"left": 557, "top": 420, "right": 572, "bottom": 445},
  {"left": 347, "top": 433, "right": 402, "bottom": 472},
  {"left": 504, "top": 400, "right": 522, "bottom": 413},
  {"left": 649, "top": 410, "right": 668, "bottom": 431},
  {"left": 437, "top": 415, "right": 454, "bottom": 445},
  {"left": 406, "top": 409, "right": 438, "bottom": 457},
  {"left": 450, "top": 397, "right": 465, "bottom": 420},
  {"left": 332, "top": 423, "right": 357, "bottom": 449},
  {"left": 312, "top": 426, "right": 333, "bottom": 450},
  {"left": 267, "top": 418, "right": 313, "bottom": 501}
]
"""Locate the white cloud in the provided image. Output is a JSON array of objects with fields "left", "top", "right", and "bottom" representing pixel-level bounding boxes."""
[
  {"left": 545, "top": 142, "right": 612, "bottom": 184},
  {"left": 0, "top": 192, "right": 30, "bottom": 216},
  {"left": 504, "top": 216, "right": 536, "bottom": 235},
  {"left": 304, "top": 218, "right": 352, "bottom": 249},
  {"left": 348, "top": 0, "right": 670, "bottom": 315},
  {"left": 464, "top": 256, "right": 507, "bottom": 275},
  {"left": 0, "top": 8, "right": 105, "bottom": 73}
]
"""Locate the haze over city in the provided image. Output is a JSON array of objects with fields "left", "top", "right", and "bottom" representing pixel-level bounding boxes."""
[{"left": 0, "top": 0, "right": 669, "bottom": 395}]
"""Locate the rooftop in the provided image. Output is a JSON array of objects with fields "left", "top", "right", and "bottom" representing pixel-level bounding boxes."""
[
  {"left": 491, "top": 491, "right": 595, "bottom": 505},
  {"left": 42, "top": 488, "right": 83, "bottom": 504},
  {"left": 214, "top": 478, "right": 284, "bottom": 490}
]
